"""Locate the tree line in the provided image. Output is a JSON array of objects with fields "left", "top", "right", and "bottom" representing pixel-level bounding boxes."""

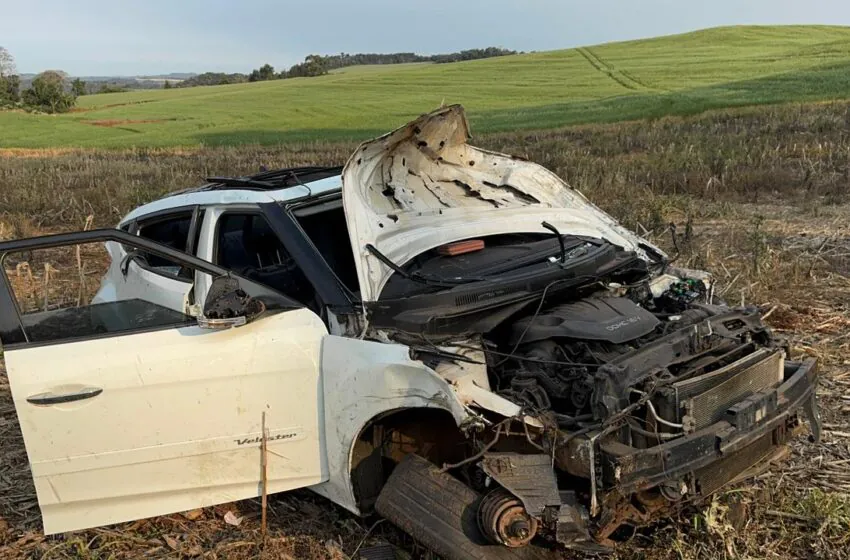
[
  {"left": 0, "top": 47, "right": 181, "bottom": 112},
  {"left": 1, "top": 47, "right": 85, "bottom": 113},
  {"left": 318, "top": 47, "right": 519, "bottom": 67},
  {"left": 0, "top": 45, "right": 519, "bottom": 110},
  {"left": 178, "top": 47, "right": 517, "bottom": 87}
]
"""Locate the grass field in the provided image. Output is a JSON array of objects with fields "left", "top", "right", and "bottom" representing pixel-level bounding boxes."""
[{"left": 4, "top": 25, "right": 850, "bottom": 148}]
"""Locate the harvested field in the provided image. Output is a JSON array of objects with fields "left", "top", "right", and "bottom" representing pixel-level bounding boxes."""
[{"left": 0, "top": 100, "right": 849, "bottom": 559}]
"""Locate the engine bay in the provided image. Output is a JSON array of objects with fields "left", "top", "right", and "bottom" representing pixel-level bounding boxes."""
[
  {"left": 489, "top": 295, "right": 781, "bottom": 444},
  {"left": 369, "top": 233, "right": 651, "bottom": 337},
  {"left": 368, "top": 232, "right": 816, "bottom": 549},
  {"left": 372, "top": 232, "right": 785, "bottom": 443}
]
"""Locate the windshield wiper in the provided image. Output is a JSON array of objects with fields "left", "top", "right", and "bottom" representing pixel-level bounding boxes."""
[
  {"left": 541, "top": 221, "right": 567, "bottom": 263},
  {"left": 365, "top": 244, "right": 485, "bottom": 288},
  {"left": 206, "top": 176, "right": 278, "bottom": 189}
]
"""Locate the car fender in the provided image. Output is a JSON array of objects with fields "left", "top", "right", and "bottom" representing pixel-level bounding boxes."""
[{"left": 310, "top": 335, "right": 470, "bottom": 514}]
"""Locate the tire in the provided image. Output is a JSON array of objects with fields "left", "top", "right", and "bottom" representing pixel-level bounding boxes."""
[{"left": 375, "top": 454, "right": 555, "bottom": 560}]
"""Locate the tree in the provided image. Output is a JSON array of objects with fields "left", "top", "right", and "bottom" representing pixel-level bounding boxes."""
[
  {"left": 71, "top": 78, "right": 87, "bottom": 97},
  {"left": 303, "top": 55, "right": 327, "bottom": 77},
  {"left": 249, "top": 63, "right": 276, "bottom": 82},
  {"left": 22, "top": 71, "right": 76, "bottom": 113},
  {"left": 283, "top": 55, "right": 329, "bottom": 78},
  {"left": 0, "top": 46, "right": 20, "bottom": 104},
  {"left": 163, "top": 80, "right": 172, "bottom": 89},
  {"left": 0, "top": 74, "right": 20, "bottom": 103},
  {"left": 0, "top": 46, "right": 15, "bottom": 77}
]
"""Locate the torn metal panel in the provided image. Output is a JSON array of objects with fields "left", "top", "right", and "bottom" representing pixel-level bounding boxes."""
[
  {"left": 342, "top": 104, "right": 664, "bottom": 301},
  {"left": 431, "top": 344, "right": 544, "bottom": 428},
  {"left": 480, "top": 453, "right": 561, "bottom": 517},
  {"left": 457, "top": 383, "right": 544, "bottom": 429}
]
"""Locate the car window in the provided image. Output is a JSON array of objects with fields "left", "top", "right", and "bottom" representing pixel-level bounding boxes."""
[
  {"left": 216, "top": 213, "right": 317, "bottom": 308},
  {"left": 2, "top": 241, "right": 194, "bottom": 345},
  {"left": 136, "top": 212, "right": 201, "bottom": 279}
]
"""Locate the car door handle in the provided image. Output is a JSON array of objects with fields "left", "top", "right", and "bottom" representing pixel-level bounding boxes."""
[{"left": 27, "top": 387, "right": 103, "bottom": 405}]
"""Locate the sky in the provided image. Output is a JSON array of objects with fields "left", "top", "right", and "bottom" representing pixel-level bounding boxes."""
[{"left": 2, "top": 0, "right": 850, "bottom": 76}]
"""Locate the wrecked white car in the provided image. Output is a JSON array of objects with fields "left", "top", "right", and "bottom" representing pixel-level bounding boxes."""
[{"left": 0, "top": 106, "right": 820, "bottom": 558}]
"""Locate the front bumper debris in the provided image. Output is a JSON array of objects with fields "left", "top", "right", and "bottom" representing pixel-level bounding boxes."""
[
  {"left": 602, "top": 358, "right": 819, "bottom": 494},
  {"left": 375, "top": 359, "right": 819, "bottom": 556},
  {"left": 483, "top": 359, "right": 820, "bottom": 550}
]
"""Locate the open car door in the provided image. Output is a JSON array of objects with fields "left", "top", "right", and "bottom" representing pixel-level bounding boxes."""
[{"left": 0, "top": 230, "right": 327, "bottom": 534}]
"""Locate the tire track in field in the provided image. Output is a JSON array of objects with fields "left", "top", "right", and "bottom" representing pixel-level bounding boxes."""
[
  {"left": 584, "top": 48, "right": 649, "bottom": 90},
  {"left": 576, "top": 47, "right": 656, "bottom": 92}
]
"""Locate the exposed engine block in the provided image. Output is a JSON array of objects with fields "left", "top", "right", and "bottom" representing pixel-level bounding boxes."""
[{"left": 488, "top": 290, "right": 778, "bottom": 448}]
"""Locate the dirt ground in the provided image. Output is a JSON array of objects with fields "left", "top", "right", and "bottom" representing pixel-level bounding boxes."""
[{"left": 0, "top": 202, "right": 847, "bottom": 559}]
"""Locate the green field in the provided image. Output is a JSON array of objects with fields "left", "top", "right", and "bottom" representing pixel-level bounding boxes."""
[{"left": 4, "top": 25, "right": 850, "bottom": 148}]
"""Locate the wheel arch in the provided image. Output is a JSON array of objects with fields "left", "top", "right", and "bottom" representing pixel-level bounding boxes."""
[
  {"left": 309, "top": 335, "right": 472, "bottom": 515},
  {"left": 349, "top": 406, "right": 470, "bottom": 513}
]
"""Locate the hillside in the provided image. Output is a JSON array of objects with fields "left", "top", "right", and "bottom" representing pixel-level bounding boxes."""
[{"left": 3, "top": 25, "right": 850, "bottom": 148}]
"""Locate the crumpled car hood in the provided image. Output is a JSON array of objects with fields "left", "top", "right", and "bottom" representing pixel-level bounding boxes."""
[{"left": 342, "top": 104, "right": 664, "bottom": 302}]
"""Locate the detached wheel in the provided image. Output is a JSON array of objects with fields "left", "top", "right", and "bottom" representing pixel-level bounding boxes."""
[
  {"left": 375, "top": 455, "right": 554, "bottom": 560},
  {"left": 478, "top": 489, "right": 539, "bottom": 548}
]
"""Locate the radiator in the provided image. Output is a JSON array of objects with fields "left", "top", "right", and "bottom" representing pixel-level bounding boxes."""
[{"left": 674, "top": 348, "right": 784, "bottom": 430}]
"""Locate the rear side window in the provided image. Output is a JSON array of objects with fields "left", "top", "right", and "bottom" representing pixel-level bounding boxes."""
[{"left": 134, "top": 211, "right": 204, "bottom": 280}]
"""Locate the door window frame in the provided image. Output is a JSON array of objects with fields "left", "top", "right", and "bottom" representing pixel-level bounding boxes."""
[
  {"left": 0, "top": 229, "right": 298, "bottom": 350},
  {"left": 212, "top": 208, "right": 324, "bottom": 310},
  {"left": 284, "top": 192, "right": 360, "bottom": 300},
  {"left": 200, "top": 203, "right": 354, "bottom": 312}
]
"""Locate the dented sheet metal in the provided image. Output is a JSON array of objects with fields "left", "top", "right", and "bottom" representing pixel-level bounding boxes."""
[
  {"left": 342, "top": 104, "right": 664, "bottom": 301},
  {"left": 481, "top": 453, "right": 561, "bottom": 517}
]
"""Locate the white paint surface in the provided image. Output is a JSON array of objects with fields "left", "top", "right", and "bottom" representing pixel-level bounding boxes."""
[
  {"left": 342, "top": 105, "right": 664, "bottom": 301},
  {"left": 5, "top": 308, "right": 328, "bottom": 534}
]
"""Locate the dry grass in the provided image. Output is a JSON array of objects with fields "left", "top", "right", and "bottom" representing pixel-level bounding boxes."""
[
  {"left": 0, "top": 100, "right": 849, "bottom": 559},
  {"left": 3, "top": 100, "right": 850, "bottom": 234},
  {"left": 608, "top": 204, "right": 850, "bottom": 560}
]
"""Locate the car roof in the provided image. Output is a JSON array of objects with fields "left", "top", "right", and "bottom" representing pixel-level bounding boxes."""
[{"left": 120, "top": 169, "right": 342, "bottom": 225}]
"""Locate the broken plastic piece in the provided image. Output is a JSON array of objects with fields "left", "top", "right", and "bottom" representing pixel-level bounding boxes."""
[{"left": 223, "top": 511, "right": 243, "bottom": 526}]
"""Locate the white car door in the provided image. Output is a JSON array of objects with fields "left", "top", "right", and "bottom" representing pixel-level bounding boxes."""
[{"left": 0, "top": 230, "right": 327, "bottom": 535}]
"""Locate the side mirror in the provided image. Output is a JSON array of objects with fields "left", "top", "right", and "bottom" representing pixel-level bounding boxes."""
[{"left": 198, "top": 276, "right": 266, "bottom": 330}]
